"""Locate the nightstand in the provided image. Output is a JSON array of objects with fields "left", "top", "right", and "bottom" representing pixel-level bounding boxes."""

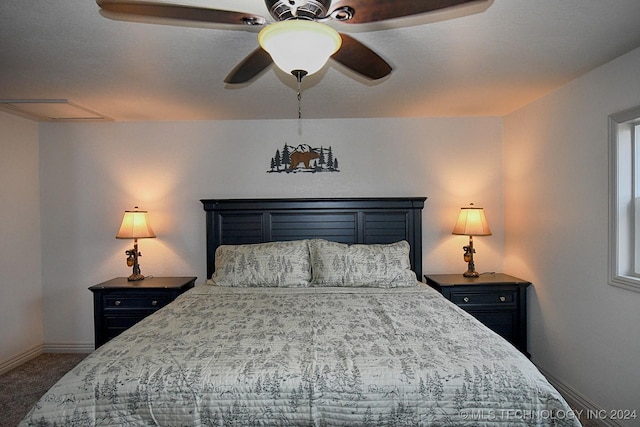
[
  {"left": 89, "top": 276, "right": 196, "bottom": 348},
  {"left": 425, "top": 273, "right": 531, "bottom": 356}
]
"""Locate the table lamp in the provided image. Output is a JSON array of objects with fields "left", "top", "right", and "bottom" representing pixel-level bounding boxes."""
[
  {"left": 116, "top": 206, "right": 156, "bottom": 281},
  {"left": 452, "top": 203, "right": 492, "bottom": 277}
]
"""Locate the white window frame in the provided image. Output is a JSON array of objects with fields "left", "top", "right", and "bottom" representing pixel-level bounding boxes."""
[{"left": 609, "top": 105, "right": 640, "bottom": 293}]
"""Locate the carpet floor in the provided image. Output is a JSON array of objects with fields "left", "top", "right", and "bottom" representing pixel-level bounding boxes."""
[{"left": 0, "top": 353, "right": 88, "bottom": 427}]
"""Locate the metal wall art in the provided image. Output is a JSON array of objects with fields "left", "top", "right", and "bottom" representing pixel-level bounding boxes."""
[{"left": 268, "top": 143, "right": 340, "bottom": 173}]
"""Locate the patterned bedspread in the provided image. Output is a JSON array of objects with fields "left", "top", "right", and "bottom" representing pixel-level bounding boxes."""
[{"left": 20, "top": 284, "right": 580, "bottom": 426}]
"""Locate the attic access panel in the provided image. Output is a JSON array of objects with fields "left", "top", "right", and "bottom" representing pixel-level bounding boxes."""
[{"left": 0, "top": 99, "right": 111, "bottom": 122}]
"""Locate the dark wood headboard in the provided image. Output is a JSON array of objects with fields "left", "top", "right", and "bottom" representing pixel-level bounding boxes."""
[{"left": 201, "top": 197, "right": 427, "bottom": 280}]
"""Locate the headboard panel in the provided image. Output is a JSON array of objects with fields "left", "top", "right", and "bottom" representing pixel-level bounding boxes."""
[{"left": 201, "top": 197, "right": 427, "bottom": 280}]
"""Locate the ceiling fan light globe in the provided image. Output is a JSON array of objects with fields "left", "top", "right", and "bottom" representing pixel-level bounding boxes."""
[{"left": 258, "top": 20, "right": 341, "bottom": 76}]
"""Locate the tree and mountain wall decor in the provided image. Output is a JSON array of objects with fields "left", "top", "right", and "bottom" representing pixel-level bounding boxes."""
[{"left": 268, "top": 143, "right": 340, "bottom": 173}]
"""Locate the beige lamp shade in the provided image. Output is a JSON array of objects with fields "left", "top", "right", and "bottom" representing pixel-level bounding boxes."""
[
  {"left": 116, "top": 208, "right": 156, "bottom": 239},
  {"left": 452, "top": 205, "right": 492, "bottom": 236},
  {"left": 258, "top": 20, "right": 342, "bottom": 76}
]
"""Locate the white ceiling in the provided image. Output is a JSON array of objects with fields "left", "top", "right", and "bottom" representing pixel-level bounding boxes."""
[{"left": 2, "top": 0, "right": 640, "bottom": 121}]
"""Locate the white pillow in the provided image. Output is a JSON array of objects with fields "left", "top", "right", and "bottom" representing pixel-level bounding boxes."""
[
  {"left": 309, "top": 239, "right": 417, "bottom": 287},
  {"left": 211, "top": 240, "right": 311, "bottom": 287}
]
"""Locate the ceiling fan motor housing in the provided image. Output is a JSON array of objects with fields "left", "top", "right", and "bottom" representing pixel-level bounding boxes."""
[{"left": 266, "top": 0, "right": 332, "bottom": 21}]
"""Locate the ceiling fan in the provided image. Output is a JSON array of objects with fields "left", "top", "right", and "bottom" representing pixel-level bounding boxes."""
[{"left": 97, "top": 0, "right": 489, "bottom": 85}]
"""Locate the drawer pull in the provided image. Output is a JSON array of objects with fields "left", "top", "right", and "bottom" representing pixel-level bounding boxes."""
[
  {"left": 499, "top": 296, "right": 506, "bottom": 302},
  {"left": 151, "top": 300, "right": 158, "bottom": 306},
  {"left": 463, "top": 296, "right": 470, "bottom": 303},
  {"left": 114, "top": 300, "right": 121, "bottom": 306}
]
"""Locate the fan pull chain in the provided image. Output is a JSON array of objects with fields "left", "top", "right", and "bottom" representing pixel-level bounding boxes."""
[
  {"left": 297, "top": 79, "right": 303, "bottom": 119},
  {"left": 292, "top": 70, "right": 308, "bottom": 119}
]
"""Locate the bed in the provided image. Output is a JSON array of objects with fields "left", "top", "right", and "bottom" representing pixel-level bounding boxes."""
[{"left": 20, "top": 197, "right": 580, "bottom": 426}]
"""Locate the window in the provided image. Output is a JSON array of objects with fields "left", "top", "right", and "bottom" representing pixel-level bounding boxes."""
[{"left": 609, "top": 105, "right": 640, "bottom": 292}]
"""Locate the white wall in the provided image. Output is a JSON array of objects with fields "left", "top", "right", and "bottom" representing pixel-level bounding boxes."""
[
  {"left": 37, "top": 117, "right": 504, "bottom": 346},
  {"left": 0, "top": 111, "right": 43, "bottom": 371},
  {"left": 503, "top": 47, "right": 640, "bottom": 422}
]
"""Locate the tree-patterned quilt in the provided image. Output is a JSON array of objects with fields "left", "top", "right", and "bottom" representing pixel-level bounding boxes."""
[{"left": 21, "top": 284, "right": 580, "bottom": 426}]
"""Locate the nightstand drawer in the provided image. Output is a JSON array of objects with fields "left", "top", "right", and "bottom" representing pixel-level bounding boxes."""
[
  {"left": 104, "top": 315, "right": 149, "bottom": 328},
  {"left": 90, "top": 276, "right": 196, "bottom": 348},
  {"left": 104, "top": 294, "right": 172, "bottom": 311},
  {"left": 449, "top": 290, "right": 517, "bottom": 307},
  {"left": 466, "top": 310, "right": 517, "bottom": 343},
  {"left": 103, "top": 316, "right": 148, "bottom": 341}
]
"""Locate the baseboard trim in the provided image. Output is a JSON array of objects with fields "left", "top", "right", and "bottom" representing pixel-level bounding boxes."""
[
  {"left": 43, "top": 342, "right": 94, "bottom": 353},
  {"left": 537, "top": 366, "right": 625, "bottom": 427},
  {"left": 0, "top": 342, "right": 93, "bottom": 376},
  {"left": 0, "top": 344, "right": 44, "bottom": 375}
]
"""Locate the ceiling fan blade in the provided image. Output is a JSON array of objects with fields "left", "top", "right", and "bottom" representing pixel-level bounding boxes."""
[
  {"left": 225, "top": 47, "right": 273, "bottom": 84},
  {"left": 96, "top": 0, "right": 266, "bottom": 26},
  {"left": 329, "top": 0, "right": 485, "bottom": 24},
  {"left": 331, "top": 34, "right": 392, "bottom": 80}
]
